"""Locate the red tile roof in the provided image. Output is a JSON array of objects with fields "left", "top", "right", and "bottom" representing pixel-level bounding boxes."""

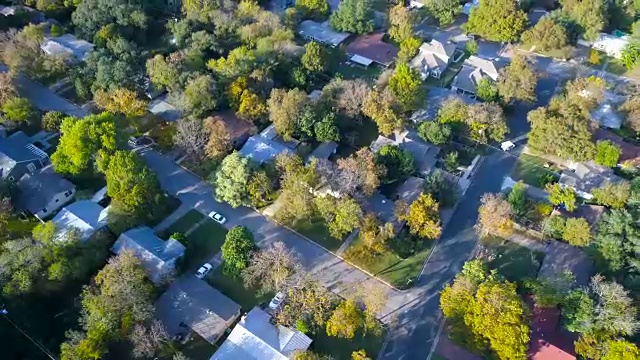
[
  {"left": 345, "top": 33, "right": 399, "bottom": 66},
  {"left": 528, "top": 305, "right": 576, "bottom": 360}
]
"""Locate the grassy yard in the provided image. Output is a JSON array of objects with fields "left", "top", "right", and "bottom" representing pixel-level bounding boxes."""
[
  {"left": 425, "top": 67, "right": 461, "bottom": 88},
  {"left": 181, "top": 218, "right": 228, "bottom": 271},
  {"left": 207, "top": 267, "right": 272, "bottom": 311},
  {"left": 344, "top": 235, "right": 434, "bottom": 289},
  {"left": 335, "top": 62, "right": 383, "bottom": 84},
  {"left": 161, "top": 209, "right": 205, "bottom": 238},
  {"left": 6, "top": 215, "right": 39, "bottom": 238},
  {"left": 481, "top": 236, "right": 544, "bottom": 283},
  {"left": 291, "top": 213, "right": 345, "bottom": 252},
  {"left": 511, "top": 154, "right": 561, "bottom": 188},
  {"left": 312, "top": 328, "right": 386, "bottom": 359}
]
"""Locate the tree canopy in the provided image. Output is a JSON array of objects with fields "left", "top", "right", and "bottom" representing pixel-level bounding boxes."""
[
  {"left": 464, "top": 0, "right": 527, "bottom": 42},
  {"left": 329, "top": 0, "right": 374, "bottom": 34},
  {"left": 222, "top": 226, "right": 255, "bottom": 276},
  {"left": 497, "top": 54, "right": 539, "bottom": 104},
  {"left": 212, "top": 151, "right": 252, "bottom": 208}
]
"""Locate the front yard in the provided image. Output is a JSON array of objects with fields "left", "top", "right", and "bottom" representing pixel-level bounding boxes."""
[
  {"left": 163, "top": 210, "right": 228, "bottom": 271},
  {"left": 511, "top": 153, "right": 560, "bottom": 188},
  {"left": 291, "top": 212, "right": 346, "bottom": 252},
  {"left": 344, "top": 233, "right": 434, "bottom": 289}
]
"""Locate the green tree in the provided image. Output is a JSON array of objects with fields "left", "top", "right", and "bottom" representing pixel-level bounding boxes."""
[
  {"left": 42, "top": 111, "right": 66, "bottom": 132},
  {"left": 329, "top": 0, "right": 374, "bottom": 34},
  {"left": 475, "top": 78, "right": 499, "bottom": 103},
  {"left": 546, "top": 183, "right": 577, "bottom": 211},
  {"left": 376, "top": 145, "right": 415, "bottom": 184},
  {"left": 398, "top": 193, "right": 442, "bottom": 239},
  {"left": 466, "top": 102, "right": 509, "bottom": 143},
  {"left": 60, "top": 251, "right": 155, "bottom": 360},
  {"left": 527, "top": 97, "right": 596, "bottom": 161},
  {"left": 314, "top": 113, "right": 340, "bottom": 142},
  {"left": 32, "top": 221, "right": 57, "bottom": 244},
  {"left": 526, "top": 271, "right": 574, "bottom": 307},
  {"left": 418, "top": 121, "right": 452, "bottom": 145},
  {"left": 595, "top": 140, "right": 621, "bottom": 167},
  {"left": 212, "top": 152, "right": 251, "bottom": 208},
  {"left": 315, "top": 196, "right": 363, "bottom": 239},
  {"left": 181, "top": 74, "right": 218, "bottom": 117},
  {"left": 464, "top": 0, "right": 527, "bottom": 42},
  {"left": 426, "top": 0, "right": 462, "bottom": 26},
  {"left": 51, "top": 113, "right": 123, "bottom": 176},
  {"left": 543, "top": 215, "right": 566, "bottom": 239},
  {"left": 388, "top": 64, "right": 424, "bottom": 112},
  {"left": 621, "top": 41, "right": 640, "bottom": 69},
  {"left": 423, "top": 170, "right": 458, "bottom": 208},
  {"left": 388, "top": 4, "right": 416, "bottom": 43},
  {"left": 1, "top": 97, "right": 35, "bottom": 123},
  {"left": 268, "top": 88, "right": 309, "bottom": 141},
  {"left": 301, "top": 41, "right": 329, "bottom": 75},
  {"left": 94, "top": 88, "right": 148, "bottom": 118},
  {"left": 398, "top": 36, "right": 422, "bottom": 63},
  {"left": 563, "top": 289, "right": 596, "bottom": 333},
  {"left": 497, "top": 54, "right": 538, "bottom": 104},
  {"left": 520, "top": 17, "right": 570, "bottom": 52},
  {"left": 560, "top": 0, "right": 607, "bottom": 41},
  {"left": 362, "top": 88, "right": 403, "bottom": 136},
  {"left": 247, "top": 171, "right": 276, "bottom": 208},
  {"left": 296, "top": 0, "right": 329, "bottom": 20},
  {"left": 221, "top": 226, "right": 255, "bottom": 276},
  {"left": 507, "top": 181, "right": 527, "bottom": 217},
  {"left": 592, "top": 181, "right": 631, "bottom": 209},
  {"left": 325, "top": 299, "right": 364, "bottom": 339},
  {"left": 465, "top": 39, "right": 478, "bottom": 55},
  {"left": 562, "top": 217, "right": 591, "bottom": 246}
]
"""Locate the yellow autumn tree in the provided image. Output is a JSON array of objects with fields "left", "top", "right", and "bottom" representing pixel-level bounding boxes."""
[
  {"left": 325, "top": 299, "right": 364, "bottom": 339},
  {"left": 398, "top": 193, "right": 442, "bottom": 239},
  {"left": 94, "top": 88, "right": 147, "bottom": 117}
]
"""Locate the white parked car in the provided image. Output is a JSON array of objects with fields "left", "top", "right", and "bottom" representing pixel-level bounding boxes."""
[
  {"left": 268, "top": 292, "right": 286, "bottom": 311},
  {"left": 208, "top": 211, "right": 227, "bottom": 224},
  {"left": 195, "top": 263, "right": 213, "bottom": 279}
]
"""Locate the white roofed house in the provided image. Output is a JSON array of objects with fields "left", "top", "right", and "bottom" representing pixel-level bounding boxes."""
[
  {"left": 592, "top": 33, "right": 629, "bottom": 59},
  {"left": 410, "top": 39, "right": 456, "bottom": 80},
  {"left": 297, "top": 20, "right": 350, "bottom": 48},
  {"left": 211, "top": 307, "right": 312, "bottom": 360},
  {"left": 370, "top": 130, "right": 441, "bottom": 176},
  {"left": 451, "top": 56, "right": 502, "bottom": 98},
  {"left": 51, "top": 200, "right": 109, "bottom": 241},
  {"left": 558, "top": 161, "right": 624, "bottom": 200},
  {"left": 40, "top": 34, "right": 94, "bottom": 62}
]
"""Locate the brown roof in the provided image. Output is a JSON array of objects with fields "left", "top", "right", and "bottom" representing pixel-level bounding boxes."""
[
  {"left": 594, "top": 128, "right": 640, "bottom": 163},
  {"left": 550, "top": 204, "right": 605, "bottom": 228},
  {"left": 345, "top": 33, "right": 399, "bottom": 66},
  {"left": 528, "top": 305, "right": 576, "bottom": 360},
  {"left": 212, "top": 111, "right": 256, "bottom": 141}
]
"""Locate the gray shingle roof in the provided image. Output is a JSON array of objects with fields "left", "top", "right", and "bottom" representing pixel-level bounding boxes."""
[
  {"left": 156, "top": 277, "right": 241, "bottom": 345},
  {"left": 52, "top": 200, "right": 108, "bottom": 241},
  {"left": 306, "top": 141, "right": 338, "bottom": 162},
  {"left": 0, "top": 131, "right": 47, "bottom": 179},
  {"left": 538, "top": 241, "right": 593, "bottom": 287},
  {"left": 111, "top": 226, "right": 186, "bottom": 283},
  {"left": 16, "top": 165, "right": 74, "bottom": 214},
  {"left": 211, "top": 307, "right": 312, "bottom": 360},
  {"left": 297, "top": 20, "right": 350, "bottom": 47}
]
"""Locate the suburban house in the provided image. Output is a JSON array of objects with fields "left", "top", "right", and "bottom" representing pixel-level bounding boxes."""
[
  {"left": 15, "top": 165, "right": 75, "bottom": 220},
  {"left": 410, "top": 39, "right": 456, "bottom": 79},
  {"left": 558, "top": 161, "right": 624, "bottom": 200},
  {"left": 211, "top": 306, "right": 313, "bottom": 359},
  {"left": 148, "top": 93, "right": 182, "bottom": 122},
  {"left": 0, "top": 5, "right": 45, "bottom": 22},
  {"left": 156, "top": 277, "right": 241, "bottom": 345},
  {"left": 298, "top": 20, "right": 350, "bottom": 48},
  {"left": 41, "top": 34, "right": 95, "bottom": 62},
  {"left": 345, "top": 33, "right": 399, "bottom": 68},
  {"left": 539, "top": 239, "right": 594, "bottom": 288},
  {"left": 451, "top": 56, "right": 502, "bottom": 98},
  {"left": 0, "top": 131, "right": 49, "bottom": 181},
  {"left": 239, "top": 124, "right": 295, "bottom": 164},
  {"left": 306, "top": 141, "right": 338, "bottom": 163},
  {"left": 550, "top": 204, "right": 605, "bottom": 231},
  {"left": 591, "top": 33, "right": 630, "bottom": 59},
  {"left": 370, "top": 130, "right": 441, "bottom": 175},
  {"left": 215, "top": 111, "right": 257, "bottom": 149},
  {"left": 594, "top": 128, "right": 640, "bottom": 166},
  {"left": 111, "top": 227, "right": 186, "bottom": 284},
  {"left": 51, "top": 200, "right": 109, "bottom": 241},
  {"left": 395, "top": 176, "right": 425, "bottom": 204}
]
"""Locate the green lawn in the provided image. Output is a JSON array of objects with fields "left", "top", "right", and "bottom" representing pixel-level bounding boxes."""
[
  {"left": 5, "top": 216, "right": 39, "bottom": 238},
  {"left": 481, "top": 236, "right": 544, "bottom": 283},
  {"left": 312, "top": 328, "right": 386, "bottom": 359},
  {"left": 344, "top": 235, "right": 434, "bottom": 289},
  {"left": 181, "top": 219, "right": 228, "bottom": 271},
  {"left": 207, "top": 267, "right": 272, "bottom": 311},
  {"left": 511, "top": 154, "right": 560, "bottom": 188},
  {"left": 605, "top": 57, "right": 629, "bottom": 76},
  {"left": 335, "top": 63, "right": 383, "bottom": 84},
  {"left": 161, "top": 209, "right": 205, "bottom": 238},
  {"left": 291, "top": 213, "right": 345, "bottom": 252}
]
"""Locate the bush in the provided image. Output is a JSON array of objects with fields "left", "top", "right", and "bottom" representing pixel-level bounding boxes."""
[
  {"left": 42, "top": 111, "right": 66, "bottom": 132},
  {"left": 465, "top": 39, "right": 478, "bottom": 55},
  {"left": 296, "top": 319, "right": 311, "bottom": 334},
  {"left": 562, "top": 217, "right": 591, "bottom": 247},
  {"left": 444, "top": 151, "right": 459, "bottom": 172},
  {"left": 418, "top": 121, "right": 451, "bottom": 145},
  {"left": 543, "top": 215, "right": 565, "bottom": 239},
  {"left": 535, "top": 202, "right": 554, "bottom": 217},
  {"left": 595, "top": 140, "right": 621, "bottom": 168}
]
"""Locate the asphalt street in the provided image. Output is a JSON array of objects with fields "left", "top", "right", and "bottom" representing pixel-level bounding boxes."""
[{"left": 7, "top": 57, "right": 561, "bottom": 359}]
